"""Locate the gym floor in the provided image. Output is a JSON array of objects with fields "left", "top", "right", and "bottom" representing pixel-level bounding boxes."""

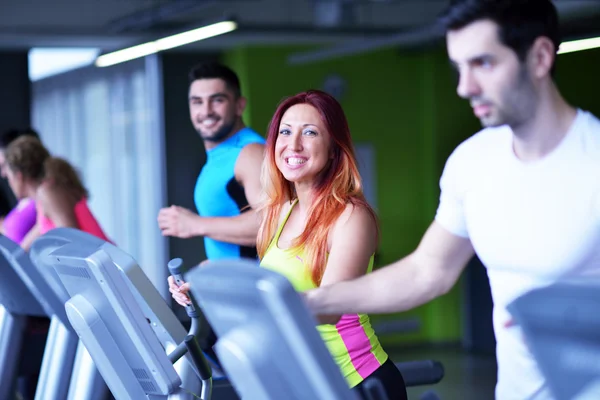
[{"left": 390, "top": 345, "right": 497, "bottom": 400}]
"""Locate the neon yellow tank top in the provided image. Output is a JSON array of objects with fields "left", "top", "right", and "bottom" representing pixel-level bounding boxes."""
[{"left": 260, "top": 200, "right": 388, "bottom": 388}]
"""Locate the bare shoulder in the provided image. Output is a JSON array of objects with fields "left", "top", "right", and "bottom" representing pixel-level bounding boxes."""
[
  {"left": 238, "top": 142, "right": 265, "bottom": 164},
  {"left": 235, "top": 142, "right": 265, "bottom": 181},
  {"left": 334, "top": 202, "right": 376, "bottom": 231},
  {"left": 329, "top": 202, "right": 377, "bottom": 250}
]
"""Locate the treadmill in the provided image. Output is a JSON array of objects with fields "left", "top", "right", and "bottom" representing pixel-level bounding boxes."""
[
  {"left": 507, "top": 282, "right": 600, "bottom": 400},
  {"left": 33, "top": 228, "right": 444, "bottom": 399},
  {"left": 185, "top": 258, "right": 445, "bottom": 399},
  {"left": 0, "top": 236, "right": 47, "bottom": 399},
  {"left": 31, "top": 227, "right": 236, "bottom": 400},
  {"left": 19, "top": 232, "right": 110, "bottom": 400}
]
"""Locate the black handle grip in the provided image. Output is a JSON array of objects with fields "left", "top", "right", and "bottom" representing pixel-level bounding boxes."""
[
  {"left": 184, "top": 335, "right": 213, "bottom": 381},
  {"left": 395, "top": 360, "right": 444, "bottom": 387},
  {"left": 168, "top": 258, "right": 200, "bottom": 319},
  {"left": 361, "top": 377, "right": 389, "bottom": 400}
]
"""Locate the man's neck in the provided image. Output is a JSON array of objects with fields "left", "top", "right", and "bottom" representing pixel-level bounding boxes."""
[
  {"left": 203, "top": 121, "right": 246, "bottom": 151},
  {"left": 511, "top": 83, "right": 578, "bottom": 162}
]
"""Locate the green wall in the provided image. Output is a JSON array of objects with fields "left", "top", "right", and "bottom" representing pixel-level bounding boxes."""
[
  {"left": 555, "top": 47, "right": 600, "bottom": 116},
  {"left": 220, "top": 44, "right": 600, "bottom": 347}
]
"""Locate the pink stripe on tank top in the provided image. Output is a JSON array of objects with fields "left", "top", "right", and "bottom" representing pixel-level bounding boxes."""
[{"left": 335, "top": 314, "right": 382, "bottom": 379}]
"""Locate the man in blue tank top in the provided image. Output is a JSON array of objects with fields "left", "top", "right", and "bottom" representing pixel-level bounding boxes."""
[{"left": 158, "top": 62, "right": 265, "bottom": 261}]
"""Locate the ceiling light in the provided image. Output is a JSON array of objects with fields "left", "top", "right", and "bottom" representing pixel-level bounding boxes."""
[
  {"left": 96, "top": 20, "right": 237, "bottom": 67},
  {"left": 558, "top": 36, "right": 600, "bottom": 55}
]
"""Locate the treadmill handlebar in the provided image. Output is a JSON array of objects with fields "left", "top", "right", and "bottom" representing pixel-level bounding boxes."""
[
  {"left": 184, "top": 335, "right": 213, "bottom": 381},
  {"left": 167, "top": 258, "right": 215, "bottom": 387},
  {"left": 168, "top": 258, "right": 201, "bottom": 319},
  {"left": 396, "top": 360, "right": 444, "bottom": 387},
  {"left": 168, "top": 258, "right": 214, "bottom": 348}
]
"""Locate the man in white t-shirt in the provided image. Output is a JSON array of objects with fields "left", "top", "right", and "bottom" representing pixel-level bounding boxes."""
[{"left": 305, "top": 0, "right": 600, "bottom": 399}]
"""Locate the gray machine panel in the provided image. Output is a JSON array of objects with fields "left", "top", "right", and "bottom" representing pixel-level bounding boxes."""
[
  {"left": 0, "top": 236, "right": 45, "bottom": 316},
  {"left": 34, "top": 228, "right": 202, "bottom": 398},
  {"left": 34, "top": 228, "right": 192, "bottom": 349},
  {"left": 25, "top": 231, "right": 93, "bottom": 327},
  {"left": 507, "top": 282, "right": 600, "bottom": 400},
  {"left": 46, "top": 240, "right": 182, "bottom": 396},
  {"left": 186, "top": 259, "right": 360, "bottom": 400}
]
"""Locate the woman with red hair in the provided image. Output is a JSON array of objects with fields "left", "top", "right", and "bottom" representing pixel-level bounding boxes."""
[{"left": 171, "top": 90, "right": 407, "bottom": 398}]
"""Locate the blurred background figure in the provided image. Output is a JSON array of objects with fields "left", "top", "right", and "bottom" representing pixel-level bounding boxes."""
[
  {"left": 4, "top": 136, "right": 110, "bottom": 250},
  {"left": 0, "top": 128, "right": 41, "bottom": 244}
]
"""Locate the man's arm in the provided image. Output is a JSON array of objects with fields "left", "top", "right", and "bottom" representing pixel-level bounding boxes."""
[
  {"left": 196, "top": 142, "right": 264, "bottom": 244},
  {"left": 189, "top": 209, "right": 261, "bottom": 246},
  {"left": 305, "top": 221, "right": 475, "bottom": 316},
  {"left": 157, "top": 142, "right": 264, "bottom": 246}
]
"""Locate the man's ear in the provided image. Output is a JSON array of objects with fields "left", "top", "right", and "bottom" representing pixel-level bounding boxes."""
[
  {"left": 236, "top": 96, "right": 247, "bottom": 117},
  {"left": 529, "top": 36, "right": 556, "bottom": 79}
]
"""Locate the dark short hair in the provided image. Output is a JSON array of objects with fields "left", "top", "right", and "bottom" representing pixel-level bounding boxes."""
[
  {"left": 188, "top": 61, "right": 242, "bottom": 97},
  {"left": 438, "top": 0, "right": 561, "bottom": 71},
  {"left": 0, "top": 127, "right": 40, "bottom": 149}
]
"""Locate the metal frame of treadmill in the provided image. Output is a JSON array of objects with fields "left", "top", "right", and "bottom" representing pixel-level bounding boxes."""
[
  {"left": 186, "top": 259, "right": 362, "bottom": 400},
  {"left": 34, "top": 227, "right": 202, "bottom": 399},
  {"left": 0, "top": 235, "right": 47, "bottom": 400}
]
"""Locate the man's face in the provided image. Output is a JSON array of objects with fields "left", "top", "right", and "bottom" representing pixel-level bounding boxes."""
[
  {"left": 188, "top": 78, "right": 244, "bottom": 143},
  {"left": 447, "top": 19, "right": 537, "bottom": 128}
]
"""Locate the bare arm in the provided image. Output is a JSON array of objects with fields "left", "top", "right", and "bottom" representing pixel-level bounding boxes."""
[
  {"left": 199, "top": 142, "right": 264, "bottom": 244},
  {"left": 305, "top": 221, "right": 475, "bottom": 316},
  {"left": 315, "top": 204, "right": 378, "bottom": 324},
  {"left": 157, "top": 143, "right": 264, "bottom": 246},
  {"left": 195, "top": 212, "right": 261, "bottom": 246},
  {"left": 20, "top": 223, "right": 41, "bottom": 252}
]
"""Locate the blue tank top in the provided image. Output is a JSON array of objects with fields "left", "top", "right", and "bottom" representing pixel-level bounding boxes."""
[{"left": 194, "top": 127, "right": 265, "bottom": 260}]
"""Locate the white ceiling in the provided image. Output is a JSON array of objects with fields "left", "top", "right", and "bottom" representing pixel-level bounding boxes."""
[{"left": 0, "top": 0, "right": 599, "bottom": 51}]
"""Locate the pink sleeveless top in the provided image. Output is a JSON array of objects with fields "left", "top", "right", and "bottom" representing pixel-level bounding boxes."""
[{"left": 38, "top": 198, "right": 110, "bottom": 242}]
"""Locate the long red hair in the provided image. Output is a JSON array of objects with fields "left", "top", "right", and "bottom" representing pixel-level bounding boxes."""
[{"left": 257, "top": 90, "right": 378, "bottom": 286}]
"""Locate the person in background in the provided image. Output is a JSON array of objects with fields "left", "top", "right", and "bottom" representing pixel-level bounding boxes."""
[
  {"left": 0, "top": 128, "right": 41, "bottom": 244},
  {"left": 4, "top": 136, "right": 110, "bottom": 250},
  {"left": 157, "top": 62, "right": 265, "bottom": 261}
]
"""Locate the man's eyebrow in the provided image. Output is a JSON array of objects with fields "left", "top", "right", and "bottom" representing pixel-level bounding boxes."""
[{"left": 188, "top": 92, "right": 229, "bottom": 100}]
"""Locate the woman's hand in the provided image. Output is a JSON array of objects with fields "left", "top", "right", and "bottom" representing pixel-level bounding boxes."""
[
  {"left": 168, "top": 275, "right": 191, "bottom": 307},
  {"left": 167, "top": 260, "right": 210, "bottom": 307}
]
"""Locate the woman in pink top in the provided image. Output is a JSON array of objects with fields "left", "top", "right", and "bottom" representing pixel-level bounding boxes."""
[{"left": 4, "top": 136, "right": 110, "bottom": 249}]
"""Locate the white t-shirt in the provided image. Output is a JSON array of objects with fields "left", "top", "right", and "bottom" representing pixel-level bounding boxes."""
[{"left": 435, "top": 109, "right": 600, "bottom": 400}]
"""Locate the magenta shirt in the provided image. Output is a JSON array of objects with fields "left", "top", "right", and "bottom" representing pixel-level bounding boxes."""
[{"left": 3, "top": 198, "right": 37, "bottom": 244}]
